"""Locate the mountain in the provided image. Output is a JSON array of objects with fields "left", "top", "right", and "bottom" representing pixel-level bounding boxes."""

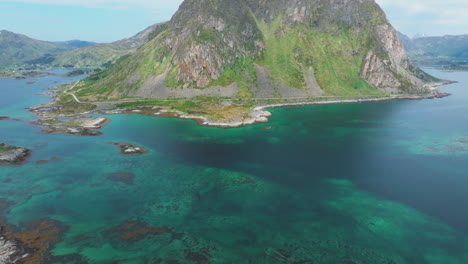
[
  {"left": 0, "top": 30, "right": 76, "bottom": 68},
  {"left": 74, "top": 0, "right": 435, "bottom": 101},
  {"left": 53, "top": 23, "right": 164, "bottom": 68},
  {"left": 0, "top": 26, "right": 160, "bottom": 70},
  {"left": 399, "top": 32, "right": 468, "bottom": 63},
  {"left": 55, "top": 40, "right": 97, "bottom": 48}
]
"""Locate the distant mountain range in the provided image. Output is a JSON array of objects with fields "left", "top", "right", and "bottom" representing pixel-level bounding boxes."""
[
  {"left": 2, "top": 26, "right": 467, "bottom": 74},
  {"left": 55, "top": 40, "right": 97, "bottom": 48},
  {"left": 0, "top": 30, "right": 76, "bottom": 68},
  {"left": 53, "top": 23, "right": 163, "bottom": 68},
  {"left": 0, "top": 25, "right": 160, "bottom": 70},
  {"left": 399, "top": 32, "right": 468, "bottom": 64}
]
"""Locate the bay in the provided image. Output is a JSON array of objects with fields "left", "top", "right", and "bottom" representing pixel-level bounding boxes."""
[{"left": 1, "top": 68, "right": 467, "bottom": 263}]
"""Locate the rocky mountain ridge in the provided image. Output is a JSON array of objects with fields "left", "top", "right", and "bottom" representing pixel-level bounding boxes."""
[
  {"left": 75, "top": 0, "right": 436, "bottom": 101},
  {"left": 0, "top": 25, "right": 161, "bottom": 70},
  {"left": 53, "top": 23, "right": 164, "bottom": 68},
  {"left": 0, "top": 30, "right": 75, "bottom": 68},
  {"left": 399, "top": 32, "right": 468, "bottom": 64}
]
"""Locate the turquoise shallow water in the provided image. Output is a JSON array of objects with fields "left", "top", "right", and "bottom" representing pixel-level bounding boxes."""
[{"left": 1, "top": 69, "right": 468, "bottom": 263}]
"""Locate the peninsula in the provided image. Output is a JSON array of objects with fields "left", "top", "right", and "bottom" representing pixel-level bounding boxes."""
[{"left": 32, "top": 0, "right": 448, "bottom": 129}]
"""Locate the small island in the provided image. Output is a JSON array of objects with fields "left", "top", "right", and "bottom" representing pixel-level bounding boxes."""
[
  {"left": 107, "top": 142, "right": 148, "bottom": 155},
  {"left": 0, "top": 143, "right": 31, "bottom": 165},
  {"left": 29, "top": 116, "right": 109, "bottom": 136}
]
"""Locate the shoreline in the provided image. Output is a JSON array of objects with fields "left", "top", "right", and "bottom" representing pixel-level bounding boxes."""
[
  {"left": 99, "top": 91, "right": 450, "bottom": 129},
  {"left": 29, "top": 80, "right": 453, "bottom": 131},
  {"left": 254, "top": 92, "right": 451, "bottom": 111}
]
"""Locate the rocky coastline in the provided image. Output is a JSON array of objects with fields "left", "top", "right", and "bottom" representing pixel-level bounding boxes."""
[
  {"left": 99, "top": 90, "right": 450, "bottom": 129},
  {"left": 0, "top": 199, "right": 65, "bottom": 263},
  {"left": 0, "top": 143, "right": 31, "bottom": 165},
  {"left": 27, "top": 83, "right": 109, "bottom": 136},
  {"left": 29, "top": 116, "right": 110, "bottom": 136},
  {"left": 254, "top": 91, "right": 451, "bottom": 111},
  {"left": 0, "top": 233, "right": 28, "bottom": 264},
  {"left": 0, "top": 218, "right": 65, "bottom": 264},
  {"left": 30, "top": 79, "right": 453, "bottom": 131}
]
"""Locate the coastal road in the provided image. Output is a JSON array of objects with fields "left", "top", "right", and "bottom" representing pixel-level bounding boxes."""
[{"left": 64, "top": 81, "right": 81, "bottom": 103}]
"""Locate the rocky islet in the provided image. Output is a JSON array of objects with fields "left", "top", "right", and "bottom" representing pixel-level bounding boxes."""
[{"left": 0, "top": 143, "right": 31, "bottom": 165}]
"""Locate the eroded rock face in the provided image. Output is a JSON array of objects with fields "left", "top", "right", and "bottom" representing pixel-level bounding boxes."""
[
  {"left": 178, "top": 0, "right": 428, "bottom": 91},
  {"left": 165, "top": 2, "right": 264, "bottom": 88},
  {"left": 361, "top": 51, "right": 402, "bottom": 93},
  {"left": 361, "top": 24, "right": 429, "bottom": 93},
  {"left": 165, "top": 0, "right": 387, "bottom": 89}
]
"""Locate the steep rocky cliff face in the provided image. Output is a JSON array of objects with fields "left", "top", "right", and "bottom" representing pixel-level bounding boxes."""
[
  {"left": 360, "top": 24, "right": 431, "bottom": 93},
  {"left": 76, "top": 0, "right": 435, "bottom": 100}
]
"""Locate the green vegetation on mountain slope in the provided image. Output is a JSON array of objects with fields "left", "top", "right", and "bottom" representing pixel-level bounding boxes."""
[
  {"left": 255, "top": 17, "right": 381, "bottom": 96},
  {"left": 0, "top": 30, "right": 74, "bottom": 68},
  {"left": 53, "top": 23, "right": 163, "bottom": 69}
]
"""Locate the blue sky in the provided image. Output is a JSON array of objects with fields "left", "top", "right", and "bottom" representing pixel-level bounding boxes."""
[{"left": 0, "top": 0, "right": 467, "bottom": 42}]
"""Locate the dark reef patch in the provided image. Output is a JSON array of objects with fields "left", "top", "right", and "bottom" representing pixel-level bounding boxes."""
[
  {"left": 103, "top": 220, "right": 174, "bottom": 243},
  {"left": 0, "top": 199, "right": 66, "bottom": 264},
  {"left": 106, "top": 171, "right": 136, "bottom": 185}
]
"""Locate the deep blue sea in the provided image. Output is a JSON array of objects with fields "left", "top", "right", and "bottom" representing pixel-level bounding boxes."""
[{"left": 1, "top": 68, "right": 468, "bottom": 263}]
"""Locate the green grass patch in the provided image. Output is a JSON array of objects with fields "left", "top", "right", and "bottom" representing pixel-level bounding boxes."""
[
  {"left": 210, "top": 57, "right": 256, "bottom": 99},
  {"left": 165, "top": 66, "right": 181, "bottom": 88},
  {"left": 256, "top": 17, "right": 306, "bottom": 90},
  {"left": 73, "top": 30, "right": 176, "bottom": 100},
  {"left": 255, "top": 17, "right": 384, "bottom": 97},
  {"left": 116, "top": 99, "right": 172, "bottom": 108},
  {"left": 117, "top": 99, "right": 199, "bottom": 112},
  {"left": 51, "top": 93, "right": 97, "bottom": 115},
  {"left": 0, "top": 144, "right": 16, "bottom": 152},
  {"left": 198, "top": 28, "right": 217, "bottom": 43}
]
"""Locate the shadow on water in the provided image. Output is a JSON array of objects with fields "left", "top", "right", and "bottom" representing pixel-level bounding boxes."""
[
  {"left": 156, "top": 102, "right": 400, "bottom": 189},
  {"left": 154, "top": 91, "right": 468, "bottom": 239}
]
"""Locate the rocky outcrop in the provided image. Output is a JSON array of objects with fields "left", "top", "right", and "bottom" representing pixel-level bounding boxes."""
[
  {"left": 0, "top": 218, "right": 65, "bottom": 264},
  {"left": 361, "top": 24, "right": 430, "bottom": 93},
  {"left": 0, "top": 143, "right": 31, "bottom": 165},
  {"left": 107, "top": 142, "right": 148, "bottom": 155},
  {"left": 30, "top": 117, "right": 109, "bottom": 136},
  {"left": 0, "top": 235, "right": 25, "bottom": 264},
  {"left": 361, "top": 51, "right": 402, "bottom": 93}
]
